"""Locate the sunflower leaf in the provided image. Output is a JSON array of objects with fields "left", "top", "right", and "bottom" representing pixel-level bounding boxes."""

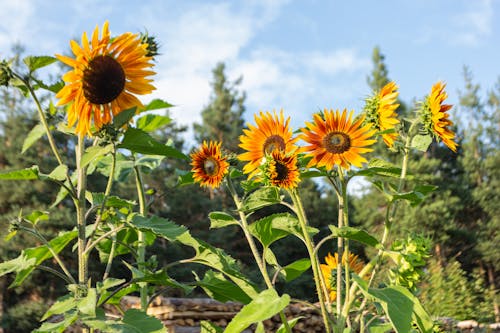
[
  {"left": 113, "top": 107, "right": 137, "bottom": 129},
  {"left": 241, "top": 187, "right": 281, "bottom": 213},
  {"left": 281, "top": 258, "right": 311, "bottom": 282},
  {"left": 144, "top": 98, "right": 174, "bottom": 111},
  {"left": 118, "top": 128, "right": 188, "bottom": 160},
  {"left": 136, "top": 114, "right": 171, "bottom": 132},
  {"left": 411, "top": 134, "right": 433, "bottom": 152},
  {"left": 0, "top": 165, "right": 40, "bottom": 180},
  {"left": 329, "top": 226, "right": 380, "bottom": 248},
  {"left": 23, "top": 56, "right": 57, "bottom": 72},
  {"left": 209, "top": 211, "right": 239, "bottom": 229},
  {"left": 22, "top": 123, "right": 45, "bottom": 153}
]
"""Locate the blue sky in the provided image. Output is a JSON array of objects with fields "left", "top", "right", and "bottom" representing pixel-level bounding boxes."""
[{"left": 0, "top": 0, "right": 498, "bottom": 140}]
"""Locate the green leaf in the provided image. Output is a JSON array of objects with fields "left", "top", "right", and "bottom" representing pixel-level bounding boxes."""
[
  {"left": 122, "top": 309, "right": 167, "bottom": 333},
  {"left": 411, "top": 134, "right": 433, "bottom": 152},
  {"left": 328, "top": 226, "right": 380, "bottom": 248},
  {"left": 24, "top": 210, "right": 49, "bottom": 225},
  {"left": 41, "top": 294, "right": 77, "bottom": 321},
  {"left": 91, "top": 192, "right": 136, "bottom": 209},
  {"left": 118, "top": 128, "right": 188, "bottom": 160},
  {"left": 81, "top": 144, "right": 114, "bottom": 169},
  {"left": 177, "top": 170, "right": 194, "bottom": 186},
  {"left": 0, "top": 165, "right": 39, "bottom": 180},
  {"left": 195, "top": 270, "right": 252, "bottom": 304},
  {"left": 113, "top": 107, "right": 137, "bottom": 128},
  {"left": 137, "top": 114, "right": 171, "bottom": 132},
  {"left": 77, "top": 288, "right": 97, "bottom": 317},
  {"left": 392, "top": 185, "right": 438, "bottom": 207},
  {"left": 209, "top": 211, "right": 239, "bottom": 229},
  {"left": 22, "top": 123, "right": 45, "bottom": 153},
  {"left": 241, "top": 187, "right": 282, "bottom": 213},
  {"left": 35, "top": 311, "right": 78, "bottom": 333},
  {"left": 200, "top": 321, "right": 224, "bottom": 333},
  {"left": 367, "top": 323, "right": 393, "bottom": 333},
  {"left": 24, "top": 55, "right": 57, "bottom": 72},
  {"left": 266, "top": 212, "right": 319, "bottom": 243},
  {"left": 282, "top": 258, "right": 311, "bottom": 282},
  {"left": 276, "top": 317, "right": 303, "bottom": 333},
  {"left": 131, "top": 215, "right": 189, "bottom": 241},
  {"left": 248, "top": 213, "right": 296, "bottom": 247},
  {"left": 225, "top": 289, "right": 290, "bottom": 333},
  {"left": 144, "top": 98, "right": 174, "bottom": 111},
  {"left": 45, "top": 165, "right": 68, "bottom": 182},
  {"left": 0, "top": 253, "right": 36, "bottom": 277},
  {"left": 354, "top": 158, "right": 404, "bottom": 178}
]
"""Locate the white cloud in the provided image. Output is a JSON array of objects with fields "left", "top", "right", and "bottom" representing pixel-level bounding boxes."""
[
  {"left": 0, "top": 0, "right": 35, "bottom": 53},
  {"left": 451, "top": 0, "right": 493, "bottom": 46}
]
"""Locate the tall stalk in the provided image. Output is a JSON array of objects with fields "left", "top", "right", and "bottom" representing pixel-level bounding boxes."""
[
  {"left": 76, "top": 135, "right": 88, "bottom": 286},
  {"left": 133, "top": 161, "right": 148, "bottom": 311}
]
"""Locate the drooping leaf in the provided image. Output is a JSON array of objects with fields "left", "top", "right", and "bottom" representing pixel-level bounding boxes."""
[
  {"left": 144, "top": 98, "right": 174, "bottom": 111},
  {"left": 354, "top": 158, "right": 404, "bottom": 178},
  {"left": 209, "top": 211, "right": 239, "bottom": 229},
  {"left": 195, "top": 270, "right": 252, "bottom": 304},
  {"left": 81, "top": 144, "right": 114, "bottom": 169},
  {"left": 136, "top": 114, "right": 171, "bottom": 132},
  {"left": 23, "top": 55, "right": 57, "bottom": 72},
  {"left": 281, "top": 258, "right": 311, "bottom": 282},
  {"left": 24, "top": 210, "right": 49, "bottom": 225},
  {"left": 391, "top": 185, "right": 438, "bottom": 207},
  {"left": 241, "top": 187, "right": 282, "bottom": 213},
  {"left": 118, "top": 128, "right": 188, "bottom": 160},
  {"left": 40, "top": 294, "right": 77, "bottom": 321},
  {"left": 77, "top": 288, "right": 97, "bottom": 317},
  {"left": 131, "top": 215, "right": 189, "bottom": 241},
  {"left": 411, "top": 134, "right": 433, "bottom": 152},
  {"left": 276, "top": 317, "right": 303, "bottom": 333},
  {"left": 134, "top": 155, "right": 165, "bottom": 173},
  {"left": 177, "top": 170, "right": 194, "bottom": 186},
  {"left": 113, "top": 107, "right": 137, "bottom": 129},
  {"left": 0, "top": 165, "right": 40, "bottom": 180},
  {"left": 224, "top": 289, "right": 290, "bottom": 333},
  {"left": 45, "top": 165, "right": 68, "bottom": 182},
  {"left": 34, "top": 311, "right": 78, "bottom": 333},
  {"left": 328, "top": 226, "right": 380, "bottom": 248},
  {"left": 122, "top": 309, "right": 167, "bottom": 333},
  {"left": 22, "top": 123, "right": 45, "bottom": 153},
  {"left": 248, "top": 213, "right": 296, "bottom": 247}
]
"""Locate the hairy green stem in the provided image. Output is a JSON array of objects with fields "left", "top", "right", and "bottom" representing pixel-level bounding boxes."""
[
  {"left": 76, "top": 135, "right": 88, "bottom": 286},
  {"left": 289, "top": 189, "right": 332, "bottom": 332},
  {"left": 134, "top": 162, "right": 148, "bottom": 311}
]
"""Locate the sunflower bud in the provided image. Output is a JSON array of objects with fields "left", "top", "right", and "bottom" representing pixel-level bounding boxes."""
[
  {"left": 140, "top": 32, "right": 160, "bottom": 58},
  {"left": 0, "top": 60, "right": 13, "bottom": 87}
]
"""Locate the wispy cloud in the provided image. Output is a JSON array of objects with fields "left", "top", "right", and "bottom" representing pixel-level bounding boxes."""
[{"left": 450, "top": 0, "right": 493, "bottom": 46}]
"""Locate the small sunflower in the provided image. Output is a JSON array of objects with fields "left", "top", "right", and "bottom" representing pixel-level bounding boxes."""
[
  {"left": 300, "top": 109, "right": 376, "bottom": 170},
  {"left": 320, "top": 252, "right": 364, "bottom": 302},
  {"left": 264, "top": 151, "right": 300, "bottom": 189},
  {"left": 239, "top": 110, "right": 298, "bottom": 178},
  {"left": 420, "top": 82, "right": 457, "bottom": 152},
  {"left": 56, "top": 21, "right": 156, "bottom": 136},
  {"left": 191, "top": 141, "right": 229, "bottom": 188},
  {"left": 363, "top": 81, "right": 400, "bottom": 147}
]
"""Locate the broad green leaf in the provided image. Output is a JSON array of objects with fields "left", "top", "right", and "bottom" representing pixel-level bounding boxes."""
[
  {"left": 144, "top": 98, "right": 174, "bottom": 111},
  {"left": 135, "top": 155, "right": 165, "bottom": 173},
  {"left": 328, "top": 226, "right": 380, "bottom": 248},
  {"left": 137, "top": 114, "right": 171, "bottom": 132},
  {"left": 200, "top": 321, "right": 224, "bottom": 333},
  {"left": 24, "top": 55, "right": 57, "bottom": 72},
  {"left": 241, "top": 187, "right": 281, "bottom": 213},
  {"left": 81, "top": 144, "right": 114, "bottom": 169},
  {"left": 282, "top": 258, "right": 311, "bottom": 282},
  {"left": 41, "top": 294, "right": 77, "bottom": 321},
  {"left": 225, "top": 289, "right": 290, "bottom": 333},
  {"left": 276, "top": 317, "right": 303, "bottom": 333},
  {"left": 122, "top": 309, "right": 167, "bottom": 333},
  {"left": 91, "top": 192, "right": 136, "bottom": 208},
  {"left": 11, "top": 230, "right": 78, "bottom": 287},
  {"left": 367, "top": 323, "right": 394, "bottom": 333},
  {"left": 97, "top": 278, "right": 126, "bottom": 294},
  {"left": 391, "top": 185, "right": 438, "bottom": 207},
  {"left": 264, "top": 248, "right": 279, "bottom": 267},
  {"left": 22, "top": 123, "right": 45, "bottom": 153},
  {"left": 249, "top": 213, "right": 295, "bottom": 247},
  {"left": 177, "top": 170, "right": 194, "bottom": 186},
  {"left": 195, "top": 270, "right": 252, "bottom": 304},
  {"left": 35, "top": 311, "right": 78, "bottom": 333},
  {"left": 209, "top": 211, "right": 239, "bottom": 229},
  {"left": 77, "top": 288, "right": 97, "bottom": 317},
  {"left": 263, "top": 212, "right": 319, "bottom": 243},
  {"left": 0, "top": 165, "right": 39, "bottom": 180},
  {"left": 354, "top": 158, "right": 403, "bottom": 178},
  {"left": 113, "top": 107, "right": 137, "bottom": 128},
  {"left": 24, "top": 210, "right": 49, "bottom": 225},
  {"left": 0, "top": 254, "right": 36, "bottom": 277},
  {"left": 96, "top": 152, "right": 134, "bottom": 181},
  {"left": 118, "top": 128, "right": 188, "bottom": 160},
  {"left": 130, "top": 269, "right": 193, "bottom": 295},
  {"left": 131, "top": 215, "right": 189, "bottom": 241},
  {"left": 411, "top": 134, "right": 433, "bottom": 152},
  {"left": 45, "top": 165, "right": 68, "bottom": 182},
  {"left": 96, "top": 228, "right": 141, "bottom": 262}
]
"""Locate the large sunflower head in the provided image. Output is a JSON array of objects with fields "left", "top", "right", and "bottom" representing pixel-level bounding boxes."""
[
  {"left": 363, "top": 81, "right": 400, "bottom": 147},
  {"left": 238, "top": 110, "right": 298, "bottom": 179},
  {"left": 262, "top": 151, "right": 300, "bottom": 189},
  {"left": 419, "top": 82, "right": 457, "bottom": 152},
  {"left": 300, "top": 109, "right": 376, "bottom": 170},
  {"left": 190, "top": 141, "right": 229, "bottom": 189},
  {"left": 320, "top": 252, "right": 364, "bottom": 302},
  {"left": 56, "top": 21, "right": 156, "bottom": 136}
]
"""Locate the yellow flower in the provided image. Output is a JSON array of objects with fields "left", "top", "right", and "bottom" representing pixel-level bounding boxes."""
[
  {"left": 320, "top": 252, "right": 364, "bottom": 302},
  {"left": 239, "top": 110, "right": 298, "bottom": 178},
  {"left": 420, "top": 82, "right": 457, "bottom": 152},
  {"left": 363, "top": 81, "right": 400, "bottom": 147},
  {"left": 265, "top": 151, "right": 300, "bottom": 189},
  {"left": 300, "top": 109, "right": 376, "bottom": 170},
  {"left": 190, "top": 141, "right": 229, "bottom": 188},
  {"left": 56, "top": 21, "right": 156, "bottom": 136}
]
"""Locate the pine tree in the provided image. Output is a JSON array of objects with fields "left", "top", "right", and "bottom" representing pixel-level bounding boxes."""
[
  {"left": 367, "top": 46, "right": 390, "bottom": 91},
  {"left": 193, "top": 62, "right": 246, "bottom": 153}
]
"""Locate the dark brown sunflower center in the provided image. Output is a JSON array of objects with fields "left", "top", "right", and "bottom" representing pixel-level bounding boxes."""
[
  {"left": 263, "top": 135, "right": 286, "bottom": 154},
  {"left": 323, "top": 131, "right": 351, "bottom": 153},
  {"left": 273, "top": 161, "right": 289, "bottom": 181},
  {"left": 203, "top": 157, "right": 219, "bottom": 176},
  {"left": 83, "top": 55, "right": 126, "bottom": 105}
]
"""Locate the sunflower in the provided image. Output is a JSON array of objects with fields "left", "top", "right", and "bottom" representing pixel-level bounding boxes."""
[
  {"left": 56, "top": 21, "right": 156, "bottom": 136},
  {"left": 239, "top": 110, "right": 298, "bottom": 178},
  {"left": 264, "top": 151, "right": 300, "bottom": 189},
  {"left": 320, "top": 252, "right": 365, "bottom": 302},
  {"left": 363, "top": 81, "right": 400, "bottom": 147},
  {"left": 300, "top": 109, "right": 376, "bottom": 170},
  {"left": 191, "top": 141, "right": 229, "bottom": 188},
  {"left": 420, "top": 82, "right": 457, "bottom": 152}
]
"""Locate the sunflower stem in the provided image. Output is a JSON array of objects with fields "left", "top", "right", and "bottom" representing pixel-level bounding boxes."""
[
  {"left": 226, "top": 178, "right": 292, "bottom": 333},
  {"left": 289, "top": 189, "right": 332, "bottom": 332},
  {"left": 133, "top": 160, "right": 148, "bottom": 311}
]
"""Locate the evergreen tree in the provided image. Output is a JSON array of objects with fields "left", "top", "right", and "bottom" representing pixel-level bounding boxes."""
[
  {"left": 367, "top": 46, "right": 390, "bottom": 91},
  {"left": 193, "top": 62, "right": 246, "bottom": 153}
]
